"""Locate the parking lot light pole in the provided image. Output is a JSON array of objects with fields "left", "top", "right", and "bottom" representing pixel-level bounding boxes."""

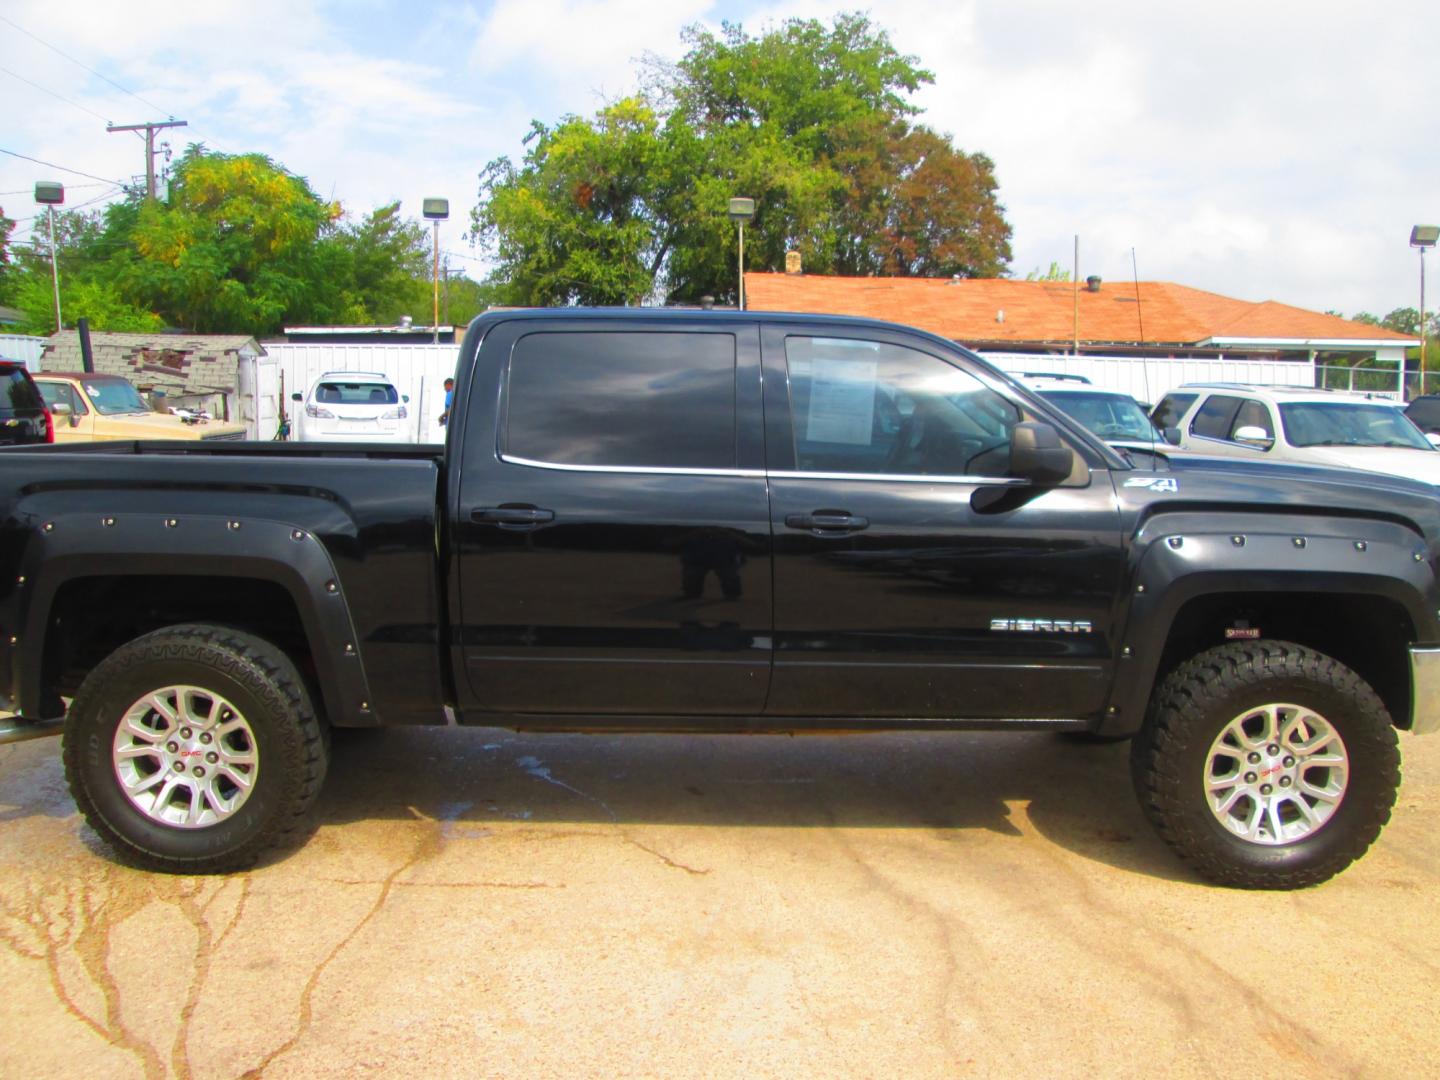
[
  {"left": 728, "top": 198, "right": 755, "bottom": 310},
  {"left": 423, "top": 198, "right": 449, "bottom": 344},
  {"left": 34, "top": 181, "right": 64, "bottom": 332},
  {"left": 1413, "top": 226, "right": 1439, "bottom": 394}
]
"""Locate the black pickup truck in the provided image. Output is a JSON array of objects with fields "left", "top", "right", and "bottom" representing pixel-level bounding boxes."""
[{"left": 3, "top": 309, "right": 1438, "bottom": 888}]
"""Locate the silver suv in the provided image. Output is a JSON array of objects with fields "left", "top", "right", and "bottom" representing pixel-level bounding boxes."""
[{"left": 1151, "top": 383, "right": 1440, "bottom": 482}]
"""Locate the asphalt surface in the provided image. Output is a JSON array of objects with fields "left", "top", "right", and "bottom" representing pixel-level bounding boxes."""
[{"left": 1, "top": 724, "right": 1437, "bottom": 1079}]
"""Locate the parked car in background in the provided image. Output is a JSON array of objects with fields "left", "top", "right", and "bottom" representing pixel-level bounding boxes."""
[
  {"left": 0, "top": 359, "right": 53, "bottom": 446},
  {"left": 1153, "top": 383, "right": 1440, "bottom": 482},
  {"left": 293, "top": 371, "right": 410, "bottom": 442},
  {"left": 1020, "top": 374, "right": 1171, "bottom": 455},
  {"left": 1404, "top": 394, "right": 1440, "bottom": 437},
  {"left": 35, "top": 373, "right": 247, "bottom": 442}
]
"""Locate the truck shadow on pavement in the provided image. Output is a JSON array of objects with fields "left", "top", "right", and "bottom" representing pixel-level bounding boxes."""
[{"left": 315, "top": 727, "right": 1197, "bottom": 885}]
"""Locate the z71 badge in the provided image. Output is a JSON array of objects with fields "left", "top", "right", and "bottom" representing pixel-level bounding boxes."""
[{"left": 1124, "top": 477, "right": 1179, "bottom": 493}]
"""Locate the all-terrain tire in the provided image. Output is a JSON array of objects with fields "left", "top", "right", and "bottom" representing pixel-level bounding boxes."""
[
  {"left": 63, "top": 624, "right": 329, "bottom": 873},
  {"left": 1131, "top": 640, "right": 1399, "bottom": 889}
]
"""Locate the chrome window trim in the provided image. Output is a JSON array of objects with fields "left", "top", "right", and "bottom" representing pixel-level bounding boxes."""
[
  {"left": 500, "top": 453, "right": 1025, "bottom": 486},
  {"left": 774, "top": 469, "right": 1028, "bottom": 486},
  {"left": 500, "top": 454, "right": 765, "bottom": 479}
]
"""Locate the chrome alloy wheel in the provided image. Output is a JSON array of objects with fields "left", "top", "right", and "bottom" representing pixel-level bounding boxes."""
[
  {"left": 112, "top": 685, "right": 260, "bottom": 828},
  {"left": 1204, "top": 702, "right": 1349, "bottom": 846}
]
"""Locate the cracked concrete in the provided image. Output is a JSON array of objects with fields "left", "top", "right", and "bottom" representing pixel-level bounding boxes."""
[{"left": 1, "top": 726, "right": 1438, "bottom": 1078}]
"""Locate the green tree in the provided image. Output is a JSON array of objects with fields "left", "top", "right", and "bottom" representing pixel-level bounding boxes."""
[
  {"left": 474, "top": 13, "right": 1012, "bottom": 307},
  {"left": 324, "top": 201, "right": 432, "bottom": 323},
  {"left": 1381, "top": 307, "right": 1421, "bottom": 335},
  {"left": 476, "top": 98, "right": 698, "bottom": 305},
  {"left": 114, "top": 147, "right": 343, "bottom": 333}
]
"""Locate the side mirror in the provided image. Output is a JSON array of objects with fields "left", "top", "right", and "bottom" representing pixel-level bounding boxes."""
[
  {"left": 1233, "top": 425, "right": 1275, "bottom": 449},
  {"left": 1163, "top": 426, "right": 1182, "bottom": 446},
  {"left": 1427, "top": 433, "right": 1440, "bottom": 449},
  {"left": 1010, "top": 421, "right": 1074, "bottom": 485},
  {"left": 403, "top": 394, "right": 410, "bottom": 403},
  {"left": 291, "top": 392, "right": 303, "bottom": 402}
]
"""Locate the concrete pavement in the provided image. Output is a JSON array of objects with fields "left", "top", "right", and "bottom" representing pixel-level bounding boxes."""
[{"left": 1, "top": 725, "right": 1437, "bottom": 1078}]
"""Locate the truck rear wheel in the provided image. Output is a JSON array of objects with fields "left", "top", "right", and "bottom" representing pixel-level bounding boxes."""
[
  {"left": 62, "top": 624, "right": 328, "bottom": 873},
  {"left": 1131, "top": 640, "right": 1399, "bottom": 889}
]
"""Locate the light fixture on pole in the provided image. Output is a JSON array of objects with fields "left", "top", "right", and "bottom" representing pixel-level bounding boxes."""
[
  {"left": 1413, "top": 225, "right": 1439, "bottom": 393},
  {"left": 423, "top": 198, "right": 450, "bottom": 344},
  {"left": 728, "top": 197, "right": 755, "bottom": 310},
  {"left": 34, "top": 181, "right": 64, "bottom": 333}
]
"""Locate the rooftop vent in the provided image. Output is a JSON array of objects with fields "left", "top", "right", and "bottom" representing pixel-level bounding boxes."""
[
  {"left": 1086, "top": 275, "right": 1102, "bottom": 293},
  {"left": 399, "top": 315, "right": 414, "bottom": 328},
  {"left": 700, "top": 295, "right": 715, "bottom": 310},
  {"left": 785, "top": 250, "right": 803, "bottom": 274}
]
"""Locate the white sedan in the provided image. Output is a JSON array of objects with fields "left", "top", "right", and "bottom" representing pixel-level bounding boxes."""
[{"left": 292, "top": 372, "right": 411, "bottom": 443}]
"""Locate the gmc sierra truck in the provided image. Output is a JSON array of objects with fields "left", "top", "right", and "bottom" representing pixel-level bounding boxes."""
[{"left": 2, "top": 308, "right": 1438, "bottom": 888}]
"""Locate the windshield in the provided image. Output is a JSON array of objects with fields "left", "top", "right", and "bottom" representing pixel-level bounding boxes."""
[
  {"left": 1040, "top": 390, "right": 1157, "bottom": 441},
  {"left": 313, "top": 380, "right": 399, "bottom": 405},
  {"left": 1279, "top": 402, "right": 1432, "bottom": 450},
  {"left": 83, "top": 379, "right": 151, "bottom": 415}
]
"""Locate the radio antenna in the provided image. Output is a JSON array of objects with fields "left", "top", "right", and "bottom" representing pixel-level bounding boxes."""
[{"left": 1132, "top": 247, "right": 1155, "bottom": 454}]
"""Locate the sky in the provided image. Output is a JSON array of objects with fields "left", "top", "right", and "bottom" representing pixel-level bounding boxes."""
[{"left": 2, "top": 0, "right": 1437, "bottom": 320}]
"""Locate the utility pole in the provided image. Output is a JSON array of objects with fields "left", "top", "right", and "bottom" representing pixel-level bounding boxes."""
[{"left": 107, "top": 119, "right": 188, "bottom": 199}]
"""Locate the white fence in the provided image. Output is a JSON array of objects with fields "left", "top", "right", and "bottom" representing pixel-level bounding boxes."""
[
  {"left": 979, "top": 352, "right": 1318, "bottom": 404},
  {"left": 254, "top": 343, "right": 462, "bottom": 442},
  {"left": 0, "top": 334, "right": 48, "bottom": 371}
]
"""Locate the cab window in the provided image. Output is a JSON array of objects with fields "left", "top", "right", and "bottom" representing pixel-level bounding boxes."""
[
  {"left": 1190, "top": 395, "right": 1244, "bottom": 440},
  {"left": 1152, "top": 392, "right": 1196, "bottom": 431},
  {"left": 38, "top": 381, "right": 88, "bottom": 415},
  {"left": 784, "top": 337, "right": 1019, "bottom": 477},
  {"left": 1230, "top": 399, "right": 1274, "bottom": 440},
  {"left": 506, "top": 331, "right": 736, "bottom": 469}
]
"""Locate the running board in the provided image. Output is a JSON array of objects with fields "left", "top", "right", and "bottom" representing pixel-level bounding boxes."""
[{"left": 0, "top": 717, "right": 64, "bottom": 745}]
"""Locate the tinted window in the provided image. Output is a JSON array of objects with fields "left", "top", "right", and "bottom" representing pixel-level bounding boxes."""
[
  {"left": 0, "top": 368, "right": 44, "bottom": 416},
  {"left": 1232, "top": 399, "right": 1273, "bottom": 439},
  {"left": 785, "top": 337, "right": 1019, "bottom": 476},
  {"left": 314, "top": 381, "right": 399, "bottom": 406},
  {"left": 507, "top": 332, "right": 735, "bottom": 469},
  {"left": 1190, "top": 395, "right": 1244, "bottom": 439},
  {"left": 1151, "top": 393, "right": 1196, "bottom": 430}
]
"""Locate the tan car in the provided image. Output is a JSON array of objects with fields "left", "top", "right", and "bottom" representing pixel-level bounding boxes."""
[{"left": 35, "top": 373, "right": 247, "bottom": 442}]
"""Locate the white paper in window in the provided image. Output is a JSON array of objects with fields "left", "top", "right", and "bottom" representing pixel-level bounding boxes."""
[{"left": 805, "top": 356, "right": 877, "bottom": 445}]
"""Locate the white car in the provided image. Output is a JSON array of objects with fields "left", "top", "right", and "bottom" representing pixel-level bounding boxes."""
[
  {"left": 292, "top": 372, "right": 411, "bottom": 443},
  {"left": 1019, "top": 374, "right": 1175, "bottom": 456},
  {"left": 1152, "top": 383, "right": 1440, "bottom": 482}
]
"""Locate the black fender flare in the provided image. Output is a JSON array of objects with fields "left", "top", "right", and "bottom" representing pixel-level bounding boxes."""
[
  {"left": 5, "top": 510, "right": 372, "bottom": 724},
  {"left": 1102, "top": 511, "right": 1435, "bottom": 734}
]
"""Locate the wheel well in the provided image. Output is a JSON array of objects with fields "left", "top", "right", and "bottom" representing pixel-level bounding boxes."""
[
  {"left": 42, "top": 576, "right": 319, "bottom": 716},
  {"left": 1155, "top": 591, "right": 1416, "bottom": 728}
]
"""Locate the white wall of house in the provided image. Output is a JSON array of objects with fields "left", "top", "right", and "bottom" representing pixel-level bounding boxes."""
[
  {"left": 0, "top": 334, "right": 48, "bottom": 371},
  {"left": 979, "top": 351, "right": 1319, "bottom": 403}
]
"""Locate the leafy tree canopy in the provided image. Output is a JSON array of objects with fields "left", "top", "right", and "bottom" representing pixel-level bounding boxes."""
[{"left": 475, "top": 12, "right": 1012, "bottom": 307}]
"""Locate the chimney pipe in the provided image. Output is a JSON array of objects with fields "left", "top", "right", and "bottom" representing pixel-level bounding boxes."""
[{"left": 78, "top": 317, "right": 95, "bottom": 374}]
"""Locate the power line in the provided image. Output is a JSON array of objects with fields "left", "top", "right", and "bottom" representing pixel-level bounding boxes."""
[
  {"left": 0, "top": 147, "right": 128, "bottom": 186},
  {"left": 0, "top": 63, "right": 112, "bottom": 124},
  {"left": 0, "top": 13, "right": 172, "bottom": 117}
]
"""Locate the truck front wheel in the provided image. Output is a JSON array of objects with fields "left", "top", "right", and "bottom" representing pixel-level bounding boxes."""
[
  {"left": 62, "top": 624, "right": 328, "bottom": 873},
  {"left": 1131, "top": 640, "right": 1399, "bottom": 889}
]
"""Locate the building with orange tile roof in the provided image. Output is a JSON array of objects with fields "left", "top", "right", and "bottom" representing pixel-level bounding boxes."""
[{"left": 744, "top": 271, "right": 1417, "bottom": 369}]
